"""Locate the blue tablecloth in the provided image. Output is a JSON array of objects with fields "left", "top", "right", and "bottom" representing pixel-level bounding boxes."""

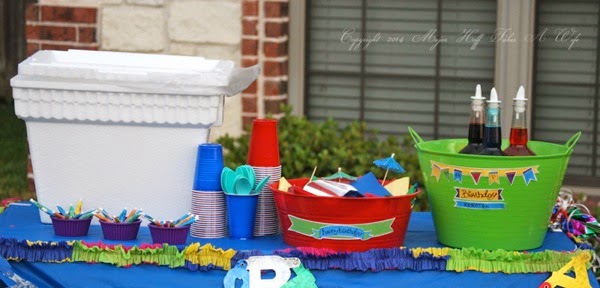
[{"left": 1, "top": 203, "right": 598, "bottom": 288}]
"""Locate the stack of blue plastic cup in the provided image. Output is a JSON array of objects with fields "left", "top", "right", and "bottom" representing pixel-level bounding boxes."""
[
  {"left": 193, "top": 144, "right": 224, "bottom": 191},
  {"left": 191, "top": 143, "right": 227, "bottom": 238}
]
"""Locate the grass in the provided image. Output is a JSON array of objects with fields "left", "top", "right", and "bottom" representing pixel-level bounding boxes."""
[{"left": 0, "top": 99, "right": 34, "bottom": 201}]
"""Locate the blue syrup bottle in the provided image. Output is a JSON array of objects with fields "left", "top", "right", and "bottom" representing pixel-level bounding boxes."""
[{"left": 479, "top": 88, "right": 506, "bottom": 156}]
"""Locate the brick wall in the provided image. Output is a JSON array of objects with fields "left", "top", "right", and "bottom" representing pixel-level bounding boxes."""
[
  {"left": 24, "top": 3, "right": 100, "bottom": 194},
  {"left": 25, "top": 3, "right": 99, "bottom": 57},
  {"left": 241, "top": 0, "right": 289, "bottom": 128}
]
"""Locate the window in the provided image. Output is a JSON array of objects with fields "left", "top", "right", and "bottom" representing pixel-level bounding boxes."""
[
  {"left": 305, "top": 0, "right": 497, "bottom": 139},
  {"left": 533, "top": 0, "right": 600, "bottom": 185}
]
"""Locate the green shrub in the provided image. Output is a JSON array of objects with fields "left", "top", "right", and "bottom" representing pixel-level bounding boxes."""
[
  {"left": 0, "top": 100, "right": 32, "bottom": 201},
  {"left": 216, "top": 105, "right": 428, "bottom": 211}
]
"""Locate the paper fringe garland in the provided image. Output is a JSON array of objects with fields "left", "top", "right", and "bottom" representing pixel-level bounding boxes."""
[
  {"left": 0, "top": 237, "right": 592, "bottom": 275},
  {"left": 273, "top": 247, "right": 449, "bottom": 272}
]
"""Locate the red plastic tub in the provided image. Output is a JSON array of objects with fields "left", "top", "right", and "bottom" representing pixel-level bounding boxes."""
[{"left": 269, "top": 178, "right": 420, "bottom": 252}]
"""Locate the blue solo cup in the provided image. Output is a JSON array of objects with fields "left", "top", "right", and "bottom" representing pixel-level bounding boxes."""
[
  {"left": 225, "top": 193, "right": 259, "bottom": 239},
  {"left": 193, "top": 143, "right": 224, "bottom": 191}
]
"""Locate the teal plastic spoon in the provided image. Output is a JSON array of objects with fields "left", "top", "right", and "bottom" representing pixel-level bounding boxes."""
[
  {"left": 253, "top": 176, "right": 270, "bottom": 194},
  {"left": 234, "top": 176, "right": 252, "bottom": 195},
  {"left": 221, "top": 167, "right": 237, "bottom": 194},
  {"left": 237, "top": 165, "right": 256, "bottom": 188}
]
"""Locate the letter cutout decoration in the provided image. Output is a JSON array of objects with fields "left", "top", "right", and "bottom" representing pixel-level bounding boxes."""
[
  {"left": 223, "top": 260, "right": 250, "bottom": 288},
  {"left": 246, "top": 256, "right": 300, "bottom": 288},
  {"left": 539, "top": 253, "right": 591, "bottom": 288}
]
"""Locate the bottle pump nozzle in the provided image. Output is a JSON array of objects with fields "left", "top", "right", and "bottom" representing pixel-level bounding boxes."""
[
  {"left": 514, "top": 85, "right": 527, "bottom": 114},
  {"left": 472, "top": 84, "right": 485, "bottom": 100},
  {"left": 514, "top": 86, "right": 526, "bottom": 101},
  {"left": 471, "top": 84, "right": 485, "bottom": 114},
  {"left": 487, "top": 88, "right": 501, "bottom": 123},
  {"left": 488, "top": 88, "right": 501, "bottom": 107}
]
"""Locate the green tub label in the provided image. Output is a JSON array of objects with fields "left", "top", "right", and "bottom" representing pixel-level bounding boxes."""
[
  {"left": 454, "top": 200, "right": 505, "bottom": 210},
  {"left": 431, "top": 161, "right": 539, "bottom": 186},
  {"left": 287, "top": 215, "right": 395, "bottom": 240},
  {"left": 455, "top": 187, "right": 503, "bottom": 200},
  {"left": 453, "top": 187, "right": 505, "bottom": 210}
]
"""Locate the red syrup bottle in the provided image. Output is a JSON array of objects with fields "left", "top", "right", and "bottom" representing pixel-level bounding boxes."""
[
  {"left": 459, "top": 84, "right": 486, "bottom": 154},
  {"left": 503, "top": 86, "right": 536, "bottom": 156},
  {"left": 479, "top": 88, "right": 506, "bottom": 156}
]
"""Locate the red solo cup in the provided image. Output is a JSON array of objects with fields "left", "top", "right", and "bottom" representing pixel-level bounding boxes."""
[{"left": 247, "top": 119, "right": 280, "bottom": 167}]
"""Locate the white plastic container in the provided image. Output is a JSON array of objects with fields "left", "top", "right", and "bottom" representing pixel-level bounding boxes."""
[{"left": 11, "top": 50, "right": 259, "bottom": 224}]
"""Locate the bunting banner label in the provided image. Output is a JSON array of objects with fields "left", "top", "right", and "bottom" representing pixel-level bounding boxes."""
[
  {"left": 288, "top": 215, "right": 395, "bottom": 241},
  {"left": 488, "top": 171, "right": 500, "bottom": 185},
  {"left": 471, "top": 172, "right": 482, "bottom": 185},
  {"left": 431, "top": 163, "right": 442, "bottom": 181},
  {"left": 506, "top": 172, "right": 516, "bottom": 185},
  {"left": 523, "top": 167, "right": 538, "bottom": 185},
  {"left": 430, "top": 161, "right": 539, "bottom": 186},
  {"left": 453, "top": 169, "right": 463, "bottom": 183}
]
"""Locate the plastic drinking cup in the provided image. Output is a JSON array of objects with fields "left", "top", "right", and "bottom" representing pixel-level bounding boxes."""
[
  {"left": 247, "top": 119, "right": 280, "bottom": 167},
  {"left": 193, "top": 144, "right": 224, "bottom": 191},
  {"left": 226, "top": 193, "right": 259, "bottom": 239}
]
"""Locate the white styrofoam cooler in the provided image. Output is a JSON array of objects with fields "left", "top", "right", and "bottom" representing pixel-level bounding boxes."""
[{"left": 11, "top": 50, "right": 259, "bottom": 225}]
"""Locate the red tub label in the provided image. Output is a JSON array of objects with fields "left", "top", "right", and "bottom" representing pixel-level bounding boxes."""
[{"left": 287, "top": 215, "right": 395, "bottom": 241}]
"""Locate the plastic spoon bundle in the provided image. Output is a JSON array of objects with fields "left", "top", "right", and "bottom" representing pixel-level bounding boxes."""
[{"left": 221, "top": 165, "right": 269, "bottom": 195}]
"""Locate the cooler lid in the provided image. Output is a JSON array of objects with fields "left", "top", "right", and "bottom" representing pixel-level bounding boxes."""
[{"left": 11, "top": 50, "right": 259, "bottom": 96}]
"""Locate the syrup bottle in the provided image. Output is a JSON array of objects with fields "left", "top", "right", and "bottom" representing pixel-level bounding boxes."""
[
  {"left": 503, "top": 86, "right": 536, "bottom": 156},
  {"left": 479, "top": 88, "right": 506, "bottom": 156},
  {"left": 459, "top": 84, "right": 486, "bottom": 154}
]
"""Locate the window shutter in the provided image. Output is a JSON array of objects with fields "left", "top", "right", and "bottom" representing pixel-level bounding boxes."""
[
  {"left": 306, "top": 0, "right": 496, "bottom": 140},
  {"left": 307, "top": 0, "right": 363, "bottom": 127},
  {"left": 437, "top": 0, "right": 496, "bottom": 139},
  {"left": 533, "top": 0, "right": 599, "bottom": 180}
]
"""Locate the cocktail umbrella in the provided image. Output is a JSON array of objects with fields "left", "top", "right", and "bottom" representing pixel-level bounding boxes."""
[
  {"left": 309, "top": 166, "right": 318, "bottom": 182},
  {"left": 373, "top": 153, "right": 405, "bottom": 185},
  {"left": 322, "top": 167, "right": 358, "bottom": 182}
]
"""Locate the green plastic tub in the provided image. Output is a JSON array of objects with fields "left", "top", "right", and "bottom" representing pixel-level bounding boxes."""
[{"left": 409, "top": 127, "right": 581, "bottom": 250}]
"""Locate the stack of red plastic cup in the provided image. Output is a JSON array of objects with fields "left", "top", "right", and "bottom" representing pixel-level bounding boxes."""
[{"left": 247, "top": 119, "right": 281, "bottom": 236}]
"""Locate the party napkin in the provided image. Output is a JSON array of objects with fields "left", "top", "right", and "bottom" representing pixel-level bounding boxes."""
[
  {"left": 384, "top": 177, "right": 410, "bottom": 196},
  {"left": 278, "top": 177, "right": 292, "bottom": 192},
  {"left": 303, "top": 180, "right": 360, "bottom": 197},
  {"left": 350, "top": 172, "right": 391, "bottom": 197}
]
